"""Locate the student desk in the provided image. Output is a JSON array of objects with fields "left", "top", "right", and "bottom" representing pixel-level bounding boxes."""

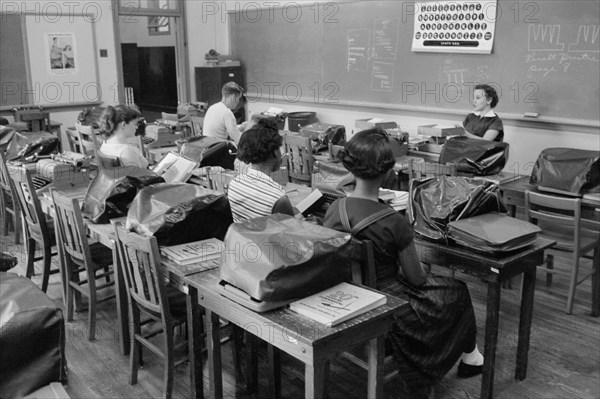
[
  {"left": 415, "top": 237, "right": 555, "bottom": 399},
  {"left": 182, "top": 268, "right": 406, "bottom": 399},
  {"left": 500, "top": 175, "right": 600, "bottom": 217}
]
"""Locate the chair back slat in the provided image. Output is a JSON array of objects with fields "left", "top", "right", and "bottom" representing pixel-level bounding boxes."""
[
  {"left": 349, "top": 238, "right": 377, "bottom": 288},
  {"left": 51, "top": 193, "right": 90, "bottom": 265},
  {"left": 114, "top": 223, "right": 168, "bottom": 316},
  {"left": 283, "top": 134, "right": 313, "bottom": 185},
  {"left": 7, "top": 164, "right": 49, "bottom": 241},
  {"left": 75, "top": 122, "right": 100, "bottom": 157}
]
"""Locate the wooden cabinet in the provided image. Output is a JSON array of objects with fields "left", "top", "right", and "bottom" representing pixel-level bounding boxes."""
[{"left": 195, "top": 66, "right": 245, "bottom": 123}]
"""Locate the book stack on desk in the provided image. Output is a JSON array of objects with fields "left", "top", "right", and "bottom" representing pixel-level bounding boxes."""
[{"left": 160, "top": 238, "right": 224, "bottom": 276}]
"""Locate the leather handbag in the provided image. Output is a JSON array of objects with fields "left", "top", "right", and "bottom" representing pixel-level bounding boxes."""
[
  {"left": 179, "top": 135, "right": 237, "bottom": 169},
  {"left": 529, "top": 148, "right": 600, "bottom": 196},
  {"left": 408, "top": 176, "right": 508, "bottom": 241},
  {"left": 439, "top": 136, "right": 509, "bottom": 175},
  {"left": 126, "top": 183, "right": 233, "bottom": 246},
  {"left": 81, "top": 166, "right": 164, "bottom": 223},
  {"left": 220, "top": 214, "right": 353, "bottom": 302}
]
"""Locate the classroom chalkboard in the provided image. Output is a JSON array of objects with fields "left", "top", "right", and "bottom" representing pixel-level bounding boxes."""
[{"left": 230, "top": 0, "right": 600, "bottom": 125}]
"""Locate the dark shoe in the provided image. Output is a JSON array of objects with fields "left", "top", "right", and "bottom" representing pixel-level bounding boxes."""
[{"left": 457, "top": 361, "right": 483, "bottom": 378}]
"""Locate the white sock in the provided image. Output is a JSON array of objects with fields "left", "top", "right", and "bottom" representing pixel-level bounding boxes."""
[{"left": 461, "top": 344, "right": 484, "bottom": 366}]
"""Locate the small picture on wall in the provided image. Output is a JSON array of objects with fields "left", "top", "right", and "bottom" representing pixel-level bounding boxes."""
[{"left": 46, "top": 33, "right": 77, "bottom": 75}]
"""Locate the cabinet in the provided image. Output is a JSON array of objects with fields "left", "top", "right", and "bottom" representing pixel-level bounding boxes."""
[{"left": 195, "top": 66, "right": 245, "bottom": 123}]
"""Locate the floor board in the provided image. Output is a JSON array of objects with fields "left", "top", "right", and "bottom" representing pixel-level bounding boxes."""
[{"left": 2, "top": 230, "right": 598, "bottom": 399}]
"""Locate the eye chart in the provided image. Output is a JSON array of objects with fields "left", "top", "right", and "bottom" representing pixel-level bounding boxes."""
[{"left": 412, "top": 1, "right": 498, "bottom": 54}]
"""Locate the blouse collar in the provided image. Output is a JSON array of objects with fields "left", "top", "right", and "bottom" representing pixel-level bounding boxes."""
[{"left": 473, "top": 109, "right": 497, "bottom": 118}]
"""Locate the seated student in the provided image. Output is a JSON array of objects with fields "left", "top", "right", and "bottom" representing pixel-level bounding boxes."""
[
  {"left": 323, "top": 128, "right": 484, "bottom": 397},
  {"left": 462, "top": 84, "right": 504, "bottom": 142},
  {"left": 99, "top": 105, "right": 148, "bottom": 168},
  {"left": 203, "top": 82, "right": 251, "bottom": 145},
  {"left": 227, "top": 121, "right": 294, "bottom": 222}
]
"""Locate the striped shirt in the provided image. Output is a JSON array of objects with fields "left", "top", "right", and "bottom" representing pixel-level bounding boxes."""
[{"left": 228, "top": 167, "right": 287, "bottom": 222}]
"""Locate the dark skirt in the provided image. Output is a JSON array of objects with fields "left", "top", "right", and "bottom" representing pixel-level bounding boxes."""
[{"left": 379, "top": 274, "right": 477, "bottom": 391}]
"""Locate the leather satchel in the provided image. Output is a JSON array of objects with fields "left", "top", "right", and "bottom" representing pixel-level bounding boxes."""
[
  {"left": 81, "top": 166, "right": 164, "bottom": 223},
  {"left": 126, "top": 183, "right": 233, "bottom": 246},
  {"left": 220, "top": 214, "right": 353, "bottom": 302},
  {"left": 439, "top": 136, "right": 509, "bottom": 176}
]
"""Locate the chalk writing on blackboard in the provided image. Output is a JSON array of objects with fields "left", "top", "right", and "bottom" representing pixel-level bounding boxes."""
[
  {"left": 371, "top": 61, "right": 394, "bottom": 92},
  {"left": 347, "top": 29, "right": 370, "bottom": 71},
  {"left": 526, "top": 23, "right": 599, "bottom": 78},
  {"left": 373, "top": 18, "right": 399, "bottom": 60}
]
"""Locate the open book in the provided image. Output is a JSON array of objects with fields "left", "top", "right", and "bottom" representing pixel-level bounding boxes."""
[
  {"left": 289, "top": 282, "right": 387, "bottom": 327},
  {"left": 152, "top": 152, "right": 198, "bottom": 183}
]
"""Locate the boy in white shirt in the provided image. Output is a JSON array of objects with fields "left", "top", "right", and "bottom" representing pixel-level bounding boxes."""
[{"left": 203, "top": 82, "right": 250, "bottom": 145}]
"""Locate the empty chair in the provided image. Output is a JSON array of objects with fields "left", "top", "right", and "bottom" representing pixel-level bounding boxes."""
[
  {"left": 113, "top": 222, "right": 195, "bottom": 398},
  {"left": 0, "top": 151, "right": 22, "bottom": 244},
  {"left": 8, "top": 164, "right": 58, "bottom": 292},
  {"left": 64, "top": 127, "right": 82, "bottom": 154},
  {"left": 283, "top": 134, "right": 314, "bottom": 186},
  {"left": 51, "top": 192, "right": 115, "bottom": 340},
  {"left": 525, "top": 190, "right": 600, "bottom": 315},
  {"left": 207, "top": 168, "right": 235, "bottom": 194}
]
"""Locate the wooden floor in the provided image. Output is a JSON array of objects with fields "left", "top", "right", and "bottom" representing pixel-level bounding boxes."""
[{"left": 1, "top": 229, "right": 599, "bottom": 399}]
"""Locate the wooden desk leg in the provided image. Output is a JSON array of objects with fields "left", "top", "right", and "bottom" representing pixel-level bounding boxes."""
[
  {"left": 516, "top": 267, "right": 537, "bottom": 381},
  {"left": 207, "top": 310, "right": 223, "bottom": 399},
  {"left": 187, "top": 287, "right": 204, "bottom": 399},
  {"left": 591, "top": 247, "right": 600, "bottom": 317},
  {"left": 52, "top": 216, "right": 68, "bottom": 306},
  {"left": 268, "top": 344, "right": 281, "bottom": 399},
  {"left": 112, "top": 243, "right": 130, "bottom": 356},
  {"left": 481, "top": 281, "right": 502, "bottom": 399},
  {"left": 305, "top": 358, "right": 327, "bottom": 399},
  {"left": 367, "top": 336, "right": 385, "bottom": 399}
]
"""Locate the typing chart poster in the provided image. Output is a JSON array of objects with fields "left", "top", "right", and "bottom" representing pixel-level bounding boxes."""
[{"left": 412, "top": 0, "right": 498, "bottom": 54}]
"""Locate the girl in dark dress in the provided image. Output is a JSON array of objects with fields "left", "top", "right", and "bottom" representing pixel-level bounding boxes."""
[{"left": 323, "top": 128, "right": 484, "bottom": 397}]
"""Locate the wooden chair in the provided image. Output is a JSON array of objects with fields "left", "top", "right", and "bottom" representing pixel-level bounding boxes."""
[
  {"left": 190, "top": 116, "right": 204, "bottom": 136},
  {"left": 14, "top": 110, "right": 51, "bottom": 132},
  {"left": 207, "top": 168, "right": 235, "bottom": 194},
  {"left": 95, "top": 150, "right": 121, "bottom": 169},
  {"left": 407, "top": 161, "right": 457, "bottom": 180},
  {"left": 113, "top": 222, "right": 194, "bottom": 399},
  {"left": 283, "top": 134, "right": 314, "bottom": 186},
  {"left": 124, "top": 87, "right": 135, "bottom": 106},
  {"left": 75, "top": 123, "right": 100, "bottom": 157},
  {"left": 0, "top": 151, "right": 22, "bottom": 244},
  {"left": 64, "top": 127, "right": 82, "bottom": 153},
  {"left": 525, "top": 190, "right": 600, "bottom": 315},
  {"left": 8, "top": 164, "right": 58, "bottom": 292},
  {"left": 51, "top": 192, "right": 115, "bottom": 340}
]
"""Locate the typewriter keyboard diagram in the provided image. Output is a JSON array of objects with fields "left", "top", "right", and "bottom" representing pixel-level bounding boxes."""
[{"left": 412, "top": 1, "right": 498, "bottom": 54}]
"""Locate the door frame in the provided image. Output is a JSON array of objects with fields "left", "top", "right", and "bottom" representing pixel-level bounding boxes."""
[{"left": 111, "top": 1, "right": 190, "bottom": 105}]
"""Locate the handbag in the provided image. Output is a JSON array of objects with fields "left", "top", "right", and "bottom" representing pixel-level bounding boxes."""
[
  {"left": 126, "top": 183, "right": 233, "bottom": 245},
  {"left": 219, "top": 214, "right": 353, "bottom": 302},
  {"left": 408, "top": 176, "right": 508, "bottom": 241},
  {"left": 179, "top": 135, "right": 236, "bottom": 169},
  {"left": 529, "top": 148, "right": 600, "bottom": 196},
  {"left": 81, "top": 166, "right": 164, "bottom": 223},
  {"left": 439, "top": 136, "right": 509, "bottom": 175}
]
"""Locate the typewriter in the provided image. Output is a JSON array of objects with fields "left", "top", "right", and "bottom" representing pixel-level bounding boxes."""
[
  {"left": 145, "top": 124, "right": 182, "bottom": 149},
  {"left": 24, "top": 154, "right": 92, "bottom": 190}
]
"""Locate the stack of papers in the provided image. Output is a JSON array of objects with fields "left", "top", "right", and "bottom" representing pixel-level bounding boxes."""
[
  {"left": 161, "top": 238, "right": 224, "bottom": 276},
  {"left": 379, "top": 189, "right": 409, "bottom": 211}
]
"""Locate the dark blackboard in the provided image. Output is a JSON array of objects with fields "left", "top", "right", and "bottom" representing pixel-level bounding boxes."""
[
  {"left": 231, "top": 1, "right": 600, "bottom": 125},
  {"left": 0, "top": 14, "right": 28, "bottom": 106}
]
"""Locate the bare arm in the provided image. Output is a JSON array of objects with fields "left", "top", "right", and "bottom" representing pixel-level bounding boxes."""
[
  {"left": 463, "top": 129, "right": 499, "bottom": 141},
  {"left": 397, "top": 242, "right": 427, "bottom": 287}
]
